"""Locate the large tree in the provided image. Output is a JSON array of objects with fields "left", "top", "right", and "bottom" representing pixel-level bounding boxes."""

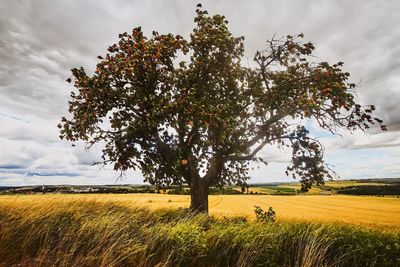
[{"left": 59, "top": 6, "right": 385, "bottom": 213}]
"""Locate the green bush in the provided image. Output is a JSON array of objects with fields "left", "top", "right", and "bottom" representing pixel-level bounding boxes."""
[{"left": 254, "top": 205, "right": 276, "bottom": 223}]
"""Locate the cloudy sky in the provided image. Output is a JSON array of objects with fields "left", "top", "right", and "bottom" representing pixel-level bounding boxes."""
[{"left": 0, "top": 0, "right": 399, "bottom": 186}]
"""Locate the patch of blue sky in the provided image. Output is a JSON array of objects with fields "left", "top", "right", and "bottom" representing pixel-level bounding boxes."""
[
  {"left": 26, "top": 172, "right": 80, "bottom": 177},
  {"left": 0, "top": 168, "right": 26, "bottom": 175},
  {"left": 304, "top": 119, "right": 339, "bottom": 139},
  {"left": 326, "top": 148, "right": 387, "bottom": 161},
  {"left": 325, "top": 148, "right": 397, "bottom": 179}
]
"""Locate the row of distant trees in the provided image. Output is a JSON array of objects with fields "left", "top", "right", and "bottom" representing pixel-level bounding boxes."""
[
  {"left": 3, "top": 184, "right": 400, "bottom": 196},
  {"left": 337, "top": 185, "right": 400, "bottom": 196}
]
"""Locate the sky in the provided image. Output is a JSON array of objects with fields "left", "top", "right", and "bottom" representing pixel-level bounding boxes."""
[{"left": 0, "top": 0, "right": 399, "bottom": 186}]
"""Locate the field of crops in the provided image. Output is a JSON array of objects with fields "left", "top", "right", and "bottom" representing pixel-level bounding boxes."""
[
  {"left": 245, "top": 180, "right": 390, "bottom": 195},
  {"left": 2, "top": 193, "right": 399, "bottom": 231},
  {"left": 1, "top": 194, "right": 399, "bottom": 266}
]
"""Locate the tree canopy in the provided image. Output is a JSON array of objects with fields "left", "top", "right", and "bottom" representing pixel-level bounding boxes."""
[{"left": 59, "top": 6, "right": 385, "bottom": 212}]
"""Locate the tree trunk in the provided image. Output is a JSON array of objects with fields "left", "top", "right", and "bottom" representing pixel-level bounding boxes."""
[{"left": 189, "top": 179, "right": 209, "bottom": 213}]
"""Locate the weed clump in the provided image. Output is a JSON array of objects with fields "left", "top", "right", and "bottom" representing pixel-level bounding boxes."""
[{"left": 254, "top": 205, "right": 276, "bottom": 223}]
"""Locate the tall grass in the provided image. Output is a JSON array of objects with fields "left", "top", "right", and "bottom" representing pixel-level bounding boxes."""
[{"left": 0, "top": 198, "right": 399, "bottom": 266}]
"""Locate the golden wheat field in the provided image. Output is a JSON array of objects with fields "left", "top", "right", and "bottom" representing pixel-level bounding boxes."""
[{"left": 1, "top": 194, "right": 399, "bottom": 231}]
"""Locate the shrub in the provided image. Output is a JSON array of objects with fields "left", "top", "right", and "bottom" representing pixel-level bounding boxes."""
[{"left": 254, "top": 205, "right": 276, "bottom": 223}]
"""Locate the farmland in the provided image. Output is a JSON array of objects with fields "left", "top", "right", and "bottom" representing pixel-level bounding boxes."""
[
  {"left": 1, "top": 180, "right": 400, "bottom": 266},
  {"left": 1, "top": 193, "right": 399, "bottom": 231},
  {"left": 1, "top": 194, "right": 399, "bottom": 266},
  {"left": 243, "top": 179, "right": 397, "bottom": 195}
]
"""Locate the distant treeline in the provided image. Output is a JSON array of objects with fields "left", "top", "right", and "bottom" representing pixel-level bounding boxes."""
[
  {"left": 0, "top": 186, "right": 157, "bottom": 195},
  {"left": 2, "top": 179, "right": 400, "bottom": 196},
  {"left": 0, "top": 185, "right": 245, "bottom": 195},
  {"left": 337, "top": 185, "right": 400, "bottom": 196}
]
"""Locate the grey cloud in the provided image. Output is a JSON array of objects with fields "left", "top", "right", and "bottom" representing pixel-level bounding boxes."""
[
  {"left": 0, "top": 112, "right": 29, "bottom": 123},
  {"left": 0, "top": 164, "right": 25, "bottom": 170},
  {"left": 0, "top": 116, "right": 59, "bottom": 144},
  {"left": 323, "top": 130, "right": 400, "bottom": 150},
  {"left": 72, "top": 143, "right": 104, "bottom": 166}
]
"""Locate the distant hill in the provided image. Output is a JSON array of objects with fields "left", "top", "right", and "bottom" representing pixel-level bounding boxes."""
[{"left": 1, "top": 178, "right": 399, "bottom": 196}]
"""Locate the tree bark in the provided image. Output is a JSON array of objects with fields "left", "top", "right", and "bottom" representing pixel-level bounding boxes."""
[{"left": 189, "top": 179, "right": 209, "bottom": 213}]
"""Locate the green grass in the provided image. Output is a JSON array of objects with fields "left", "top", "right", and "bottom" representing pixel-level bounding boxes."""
[{"left": 0, "top": 199, "right": 399, "bottom": 266}]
